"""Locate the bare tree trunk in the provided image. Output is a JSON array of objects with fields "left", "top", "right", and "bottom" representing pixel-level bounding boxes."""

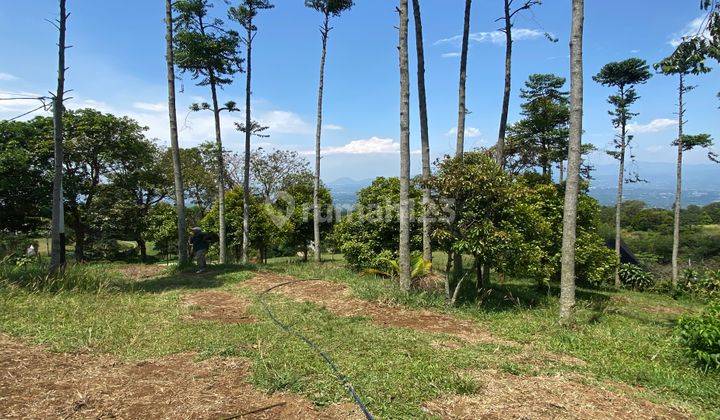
[
  {"left": 672, "top": 73, "right": 685, "bottom": 287},
  {"left": 209, "top": 77, "right": 227, "bottom": 264},
  {"left": 495, "top": 0, "right": 512, "bottom": 167},
  {"left": 242, "top": 22, "right": 253, "bottom": 265},
  {"left": 398, "top": 0, "right": 411, "bottom": 292},
  {"left": 559, "top": 0, "right": 584, "bottom": 325},
  {"left": 614, "top": 134, "right": 626, "bottom": 288},
  {"left": 165, "top": 0, "right": 188, "bottom": 265},
  {"left": 412, "top": 0, "right": 432, "bottom": 265},
  {"left": 313, "top": 13, "right": 330, "bottom": 264},
  {"left": 455, "top": 0, "right": 472, "bottom": 158},
  {"left": 50, "top": 0, "right": 68, "bottom": 272}
]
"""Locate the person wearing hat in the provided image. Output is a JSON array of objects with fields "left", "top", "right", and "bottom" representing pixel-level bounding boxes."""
[{"left": 189, "top": 227, "right": 209, "bottom": 273}]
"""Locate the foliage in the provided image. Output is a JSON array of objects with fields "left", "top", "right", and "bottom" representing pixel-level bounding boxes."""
[
  {"left": 364, "top": 255, "right": 432, "bottom": 281},
  {"left": 332, "top": 177, "right": 422, "bottom": 271},
  {"left": 505, "top": 74, "right": 569, "bottom": 177},
  {"left": 429, "top": 152, "right": 550, "bottom": 284},
  {"left": 173, "top": 0, "right": 242, "bottom": 87},
  {"left": 618, "top": 263, "right": 655, "bottom": 291},
  {"left": 677, "top": 300, "right": 720, "bottom": 371},
  {"left": 201, "top": 186, "right": 290, "bottom": 261},
  {"left": 305, "top": 0, "right": 354, "bottom": 16},
  {"left": 249, "top": 148, "right": 311, "bottom": 200},
  {"left": 276, "top": 172, "right": 333, "bottom": 257},
  {"left": 0, "top": 118, "right": 53, "bottom": 233},
  {"left": 682, "top": 267, "right": 720, "bottom": 301}
]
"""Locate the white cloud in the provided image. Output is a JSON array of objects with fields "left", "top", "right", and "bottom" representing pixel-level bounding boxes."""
[
  {"left": 133, "top": 101, "right": 166, "bottom": 112},
  {"left": 627, "top": 118, "right": 677, "bottom": 134},
  {"left": 319, "top": 137, "right": 402, "bottom": 155},
  {"left": 435, "top": 28, "right": 547, "bottom": 47},
  {"left": 0, "top": 73, "right": 18, "bottom": 81},
  {"left": 324, "top": 124, "right": 343, "bottom": 130},
  {"left": 258, "top": 110, "right": 313, "bottom": 135},
  {"left": 441, "top": 52, "right": 461, "bottom": 58},
  {"left": 445, "top": 126, "right": 482, "bottom": 138},
  {"left": 669, "top": 15, "right": 709, "bottom": 46}
]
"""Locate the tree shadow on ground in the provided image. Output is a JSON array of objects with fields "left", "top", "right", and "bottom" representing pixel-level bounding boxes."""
[{"left": 126, "top": 264, "right": 254, "bottom": 294}]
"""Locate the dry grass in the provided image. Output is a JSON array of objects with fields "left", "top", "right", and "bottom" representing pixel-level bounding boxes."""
[
  {"left": 0, "top": 334, "right": 362, "bottom": 419},
  {"left": 423, "top": 369, "right": 691, "bottom": 420}
]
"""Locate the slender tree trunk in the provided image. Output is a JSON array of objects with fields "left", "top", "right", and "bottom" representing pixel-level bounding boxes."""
[
  {"left": 495, "top": 0, "right": 512, "bottom": 167},
  {"left": 672, "top": 73, "right": 685, "bottom": 287},
  {"left": 452, "top": 0, "right": 472, "bottom": 282},
  {"left": 614, "top": 126, "right": 626, "bottom": 288},
  {"left": 445, "top": 250, "right": 453, "bottom": 299},
  {"left": 559, "top": 0, "right": 584, "bottom": 325},
  {"left": 559, "top": 160, "right": 564, "bottom": 182},
  {"left": 455, "top": 0, "right": 472, "bottom": 158},
  {"left": 313, "top": 13, "right": 330, "bottom": 264},
  {"left": 398, "top": 0, "right": 411, "bottom": 292},
  {"left": 165, "top": 0, "right": 188, "bottom": 265},
  {"left": 242, "top": 22, "right": 253, "bottom": 265},
  {"left": 50, "top": 0, "right": 68, "bottom": 272},
  {"left": 412, "top": 0, "right": 432, "bottom": 265},
  {"left": 208, "top": 76, "right": 227, "bottom": 264}
]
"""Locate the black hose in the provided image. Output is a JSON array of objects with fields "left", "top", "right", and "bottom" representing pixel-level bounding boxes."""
[{"left": 258, "top": 279, "right": 375, "bottom": 420}]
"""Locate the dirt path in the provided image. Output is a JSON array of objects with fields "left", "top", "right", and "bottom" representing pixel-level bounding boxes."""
[
  {"left": 0, "top": 335, "right": 361, "bottom": 419},
  {"left": 181, "top": 290, "right": 255, "bottom": 324},
  {"left": 424, "top": 369, "right": 690, "bottom": 419},
  {"left": 244, "top": 272, "right": 514, "bottom": 346}
]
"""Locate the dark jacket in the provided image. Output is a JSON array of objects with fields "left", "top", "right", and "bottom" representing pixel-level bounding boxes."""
[{"left": 190, "top": 233, "right": 210, "bottom": 252}]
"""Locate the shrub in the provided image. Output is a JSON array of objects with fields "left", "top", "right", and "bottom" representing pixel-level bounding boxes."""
[
  {"left": 677, "top": 300, "right": 720, "bottom": 371},
  {"left": 618, "top": 263, "right": 655, "bottom": 291},
  {"left": 682, "top": 268, "right": 720, "bottom": 301}
]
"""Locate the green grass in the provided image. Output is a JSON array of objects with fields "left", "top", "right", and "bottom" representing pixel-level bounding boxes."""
[{"left": 1, "top": 259, "right": 719, "bottom": 418}]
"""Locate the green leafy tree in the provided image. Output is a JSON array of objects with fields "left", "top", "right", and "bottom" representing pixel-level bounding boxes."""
[
  {"left": 173, "top": 0, "right": 243, "bottom": 264},
  {"left": 333, "top": 177, "right": 422, "bottom": 272},
  {"left": 93, "top": 142, "right": 170, "bottom": 261},
  {"left": 428, "top": 152, "right": 546, "bottom": 303},
  {"left": 277, "top": 172, "right": 333, "bottom": 260},
  {"left": 305, "top": 0, "right": 354, "bottom": 263},
  {"left": 0, "top": 118, "right": 53, "bottom": 233},
  {"left": 62, "top": 109, "right": 153, "bottom": 262},
  {"left": 654, "top": 39, "right": 712, "bottom": 286},
  {"left": 593, "top": 57, "right": 652, "bottom": 287},
  {"left": 201, "top": 187, "right": 289, "bottom": 263},
  {"left": 249, "top": 147, "right": 309, "bottom": 200}
]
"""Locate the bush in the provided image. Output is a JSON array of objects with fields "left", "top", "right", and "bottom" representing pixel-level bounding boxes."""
[
  {"left": 619, "top": 263, "right": 655, "bottom": 291},
  {"left": 682, "top": 268, "right": 720, "bottom": 301},
  {"left": 0, "top": 261, "right": 124, "bottom": 293},
  {"left": 677, "top": 301, "right": 720, "bottom": 371}
]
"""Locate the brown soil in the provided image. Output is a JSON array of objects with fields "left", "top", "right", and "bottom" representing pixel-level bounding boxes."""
[
  {"left": 115, "top": 264, "right": 167, "bottom": 281},
  {"left": 423, "top": 369, "right": 690, "bottom": 420},
  {"left": 0, "top": 335, "right": 361, "bottom": 419},
  {"left": 181, "top": 291, "right": 255, "bottom": 324},
  {"left": 244, "top": 272, "right": 511, "bottom": 346}
]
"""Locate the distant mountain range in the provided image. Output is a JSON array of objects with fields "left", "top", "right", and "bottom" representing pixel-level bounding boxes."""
[{"left": 326, "top": 162, "right": 720, "bottom": 209}]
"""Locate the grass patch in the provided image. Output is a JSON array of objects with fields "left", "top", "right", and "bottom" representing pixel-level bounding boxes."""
[{"left": 1, "top": 259, "right": 719, "bottom": 417}]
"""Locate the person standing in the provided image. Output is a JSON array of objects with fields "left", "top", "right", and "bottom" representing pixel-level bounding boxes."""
[{"left": 189, "top": 227, "right": 209, "bottom": 273}]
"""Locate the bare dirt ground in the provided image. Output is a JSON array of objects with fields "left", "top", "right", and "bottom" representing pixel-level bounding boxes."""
[
  {"left": 423, "top": 369, "right": 690, "bottom": 420},
  {"left": 0, "top": 335, "right": 361, "bottom": 420},
  {"left": 243, "top": 272, "right": 511, "bottom": 346},
  {"left": 181, "top": 290, "right": 255, "bottom": 324}
]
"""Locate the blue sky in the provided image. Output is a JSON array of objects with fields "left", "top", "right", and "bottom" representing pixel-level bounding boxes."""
[{"left": 1, "top": 0, "right": 718, "bottom": 182}]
